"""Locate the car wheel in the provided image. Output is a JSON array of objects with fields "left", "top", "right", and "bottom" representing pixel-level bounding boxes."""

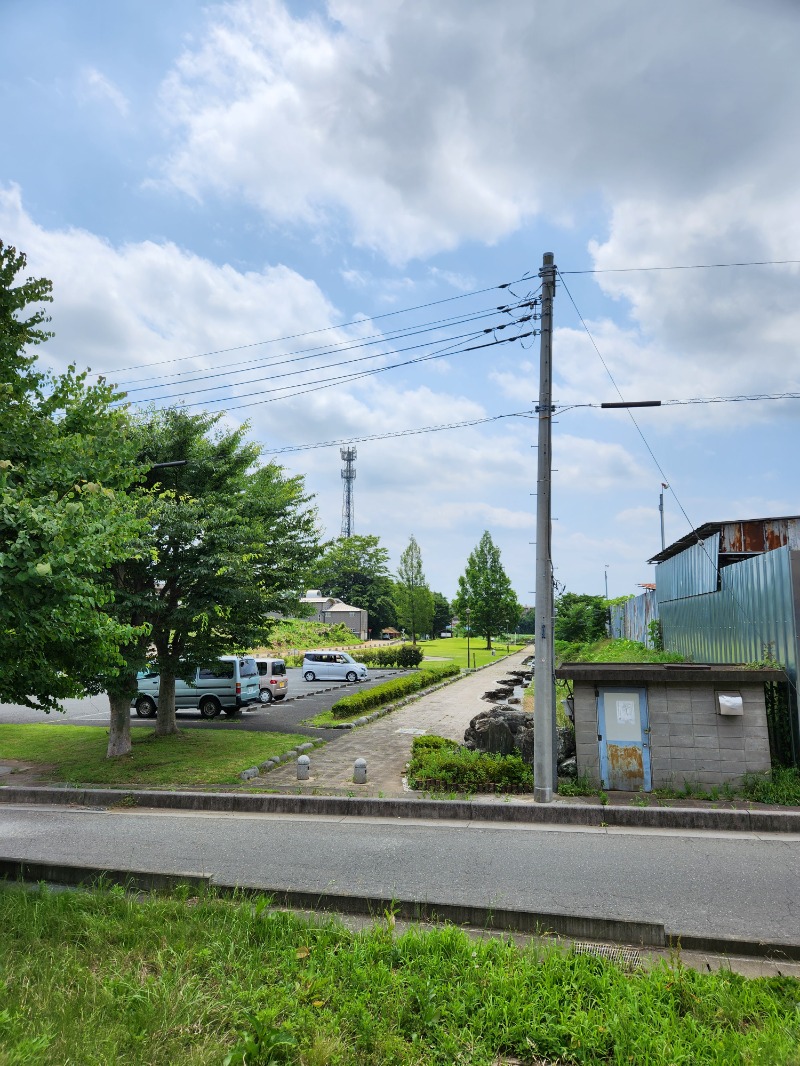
[
  {"left": 135, "top": 695, "right": 157, "bottom": 718},
  {"left": 199, "top": 696, "right": 221, "bottom": 719},
  {"left": 259, "top": 688, "right": 273, "bottom": 704},
  {"left": 304, "top": 671, "right": 316, "bottom": 682},
  {"left": 346, "top": 671, "right": 358, "bottom": 683}
]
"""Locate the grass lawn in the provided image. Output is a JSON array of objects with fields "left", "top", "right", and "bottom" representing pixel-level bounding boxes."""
[
  {"left": 421, "top": 636, "right": 528, "bottom": 670},
  {"left": 0, "top": 724, "right": 309, "bottom": 788},
  {"left": 1, "top": 884, "right": 798, "bottom": 1066}
]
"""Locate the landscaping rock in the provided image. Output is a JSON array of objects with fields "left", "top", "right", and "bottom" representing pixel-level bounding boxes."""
[
  {"left": 558, "top": 756, "right": 578, "bottom": 779},
  {"left": 464, "top": 707, "right": 534, "bottom": 761},
  {"left": 240, "top": 767, "right": 259, "bottom": 781},
  {"left": 297, "top": 743, "right": 314, "bottom": 753}
]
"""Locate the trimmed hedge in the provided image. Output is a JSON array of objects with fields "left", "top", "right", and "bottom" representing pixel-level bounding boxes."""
[
  {"left": 350, "top": 644, "right": 425, "bottom": 668},
  {"left": 408, "top": 735, "right": 534, "bottom": 793},
  {"left": 330, "top": 663, "right": 461, "bottom": 718}
]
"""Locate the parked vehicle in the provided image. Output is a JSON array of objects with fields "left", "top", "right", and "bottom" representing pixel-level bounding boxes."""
[
  {"left": 134, "top": 656, "right": 261, "bottom": 719},
  {"left": 302, "top": 650, "right": 368, "bottom": 683},
  {"left": 254, "top": 657, "right": 288, "bottom": 702}
]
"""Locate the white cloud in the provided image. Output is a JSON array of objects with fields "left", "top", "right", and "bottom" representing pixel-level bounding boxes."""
[{"left": 77, "top": 67, "right": 130, "bottom": 117}]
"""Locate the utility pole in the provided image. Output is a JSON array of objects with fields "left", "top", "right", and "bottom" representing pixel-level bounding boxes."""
[
  {"left": 659, "top": 483, "right": 668, "bottom": 552},
  {"left": 534, "top": 252, "right": 556, "bottom": 803}
]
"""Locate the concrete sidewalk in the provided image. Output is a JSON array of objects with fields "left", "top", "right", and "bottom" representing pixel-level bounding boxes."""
[{"left": 261, "top": 648, "right": 532, "bottom": 796}]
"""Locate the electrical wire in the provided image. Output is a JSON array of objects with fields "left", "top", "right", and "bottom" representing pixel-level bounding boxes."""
[
  {"left": 118, "top": 298, "right": 539, "bottom": 397},
  {"left": 92, "top": 272, "right": 538, "bottom": 378},
  {"left": 560, "top": 258, "right": 800, "bottom": 274},
  {"left": 266, "top": 410, "right": 535, "bottom": 454}
]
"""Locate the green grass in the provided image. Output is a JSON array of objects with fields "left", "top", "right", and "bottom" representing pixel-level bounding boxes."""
[
  {"left": 0, "top": 725, "right": 309, "bottom": 788},
  {"left": 555, "top": 637, "right": 686, "bottom": 664},
  {"left": 420, "top": 636, "right": 527, "bottom": 670},
  {"left": 1, "top": 884, "right": 798, "bottom": 1066},
  {"left": 254, "top": 619, "right": 362, "bottom": 656}
]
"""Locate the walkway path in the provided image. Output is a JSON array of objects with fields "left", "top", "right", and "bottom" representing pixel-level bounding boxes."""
[{"left": 261, "top": 647, "right": 532, "bottom": 797}]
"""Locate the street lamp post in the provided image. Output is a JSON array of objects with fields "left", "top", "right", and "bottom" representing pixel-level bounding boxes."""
[
  {"left": 465, "top": 607, "right": 471, "bottom": 671},
  {"left": 659, "top": 483, "right": 669, "bottom": 552}
]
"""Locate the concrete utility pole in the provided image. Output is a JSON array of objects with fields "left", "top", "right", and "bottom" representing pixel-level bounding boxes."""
[{"left": 534, "top": 252, "right": 557, "bottom": 803}]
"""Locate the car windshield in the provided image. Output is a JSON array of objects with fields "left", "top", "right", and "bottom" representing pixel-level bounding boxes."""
[{"left": 342, "top": 654, "right": 355, "bottom": 663}]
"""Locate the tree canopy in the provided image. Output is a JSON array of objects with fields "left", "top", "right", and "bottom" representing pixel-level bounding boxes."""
[
  {"left": 310, "top": 534, "right": 396, "bottom": 635},
  {"left": 395, "top": 535, "right": 433, "bottom": 643},
  {"left": 452, "top": 530, "right": 521, "bottom": 649},
  {"left": 431, "top": 591, "right": 451, "bottom": 635},
  {"left": 554, "top": 592, "right": 608, "bottom": 643},
  {"left": 0, "top": 241, "right": 144, "bottom": 712},
  {"left": 122, "top": 407, "right": 321, "bottom": 737}
]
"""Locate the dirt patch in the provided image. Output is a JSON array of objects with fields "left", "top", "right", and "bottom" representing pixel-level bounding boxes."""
[{"left": 0, "top": 760, "right": 57, "bottom": 786}]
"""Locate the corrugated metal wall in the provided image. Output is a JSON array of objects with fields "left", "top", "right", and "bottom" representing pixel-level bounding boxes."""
[
  {"left": 656, "top": 533, "right": 720, "bottom": 602},
  {"left": 659, "top": 545, "right": 797, "bottom": 681},
  {"left": 609, "top": 588, "right": 659, "bottom": 645}
]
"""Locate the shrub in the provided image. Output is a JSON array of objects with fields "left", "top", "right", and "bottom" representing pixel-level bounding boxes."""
[
  {"left": 330, "top": 663, "right": 460, "bottom": 718},
  {"left": 349, "top": 643, "right": 427, "bottom": 669},
  {"left": 740, "top": 766, "right": 800, "bottom": 806},
  {"left": 407, "top": 739, "right": 533, "bottom": 793}
]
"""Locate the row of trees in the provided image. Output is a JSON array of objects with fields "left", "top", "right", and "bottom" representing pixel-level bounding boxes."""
[
  {"left": 310, "top": 530, "right": 521, "bottom": 650},
  {"left": 0, "top": 242, "right": 321, "bottom": 757}
]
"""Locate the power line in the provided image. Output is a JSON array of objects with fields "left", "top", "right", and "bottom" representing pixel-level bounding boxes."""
[
  {"left": 118, "top": 298, "right": 539, "bottom": 399},
  {"left": 560, "top": 258, "right": 800, "bottom": 274},
  {"left": 93, "top": 272, "right": 538, "bottom": 378},
  {"left": 557, "top": 392, "right": 800, "bottom": 413},
  {"left": 267, "top": 410, "right": 535, "bottom": 455}
]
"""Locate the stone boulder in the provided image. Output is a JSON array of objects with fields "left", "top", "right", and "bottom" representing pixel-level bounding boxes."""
[{"left": 464, "top": 707, "right": 535, "bottom": 763}]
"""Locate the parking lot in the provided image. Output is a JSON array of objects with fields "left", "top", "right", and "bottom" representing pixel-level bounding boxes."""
[{"left": 0, "top": 667, "right": 411, "bottom": 740}]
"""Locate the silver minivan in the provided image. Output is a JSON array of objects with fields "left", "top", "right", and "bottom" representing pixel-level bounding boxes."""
[
  {"left": 302, "top": 650, "right": 368, "bottom": 683},
  {"left": 134, "top": 656, "right": 261, "bottom": 719}
]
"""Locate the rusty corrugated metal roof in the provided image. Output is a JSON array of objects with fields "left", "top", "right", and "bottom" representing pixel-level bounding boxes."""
[{"left": 648, "top": 515, "right": 800, "bottom": 565}]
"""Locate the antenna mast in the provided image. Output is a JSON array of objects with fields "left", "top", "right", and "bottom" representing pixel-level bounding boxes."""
[{"left": 340, "top": 446, "right": 357, "bottom": 537}]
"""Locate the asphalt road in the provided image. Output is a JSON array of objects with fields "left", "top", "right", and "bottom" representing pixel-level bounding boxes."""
[
  {"left": 1, "top": 804, "right": 798, "bottom": 944},
  {"left": 0, "top": 668, "right": 409, "bottom": 740}
]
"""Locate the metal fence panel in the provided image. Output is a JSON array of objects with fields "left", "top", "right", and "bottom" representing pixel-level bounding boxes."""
[
  {"left": 609, "top": 589, "right": 659, "bottom": 645},
  {"left": 656, "top": 533, "right": 720, "bottom": 602}
]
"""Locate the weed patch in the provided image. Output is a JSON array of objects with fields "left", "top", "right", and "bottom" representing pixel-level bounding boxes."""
[
  {"left": 407, "top": 736, "right": 533, "bottom": 793},
  {"left": 0, "top": 884, "right": 798, "bottom": 1065}
]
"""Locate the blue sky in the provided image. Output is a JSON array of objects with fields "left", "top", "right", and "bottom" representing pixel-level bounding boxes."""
[{"left": 2, "top": 0, "right": 799, "bottom": 605}]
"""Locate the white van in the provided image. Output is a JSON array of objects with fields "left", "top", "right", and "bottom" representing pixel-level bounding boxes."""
[
  {"left": 254, "top": 657, "right": 288, "bottom": 702},
  {"left": 302, "top": 650, "right": 368, "bottom": 683},
  {"left": 134, "top": 656, "right": 261, "bottom": 719}
]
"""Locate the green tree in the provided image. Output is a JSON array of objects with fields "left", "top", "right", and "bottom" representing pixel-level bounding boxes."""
[
  {"left": 554, "top": 592, "right": 608, "bottom": 643},
  {"left": 0, "top": 242, "right": 145, "bottom": 713},
  {"left": 395, "top": 535, "right": 433, "bottom": 644},
  {"left": 431, "top": 591, "right": 451, "bottom": 636},
  {"left": 517, "top": 606, "right": 536, "bottom": 635},
  {"left": 117, "top": 407, "right": 321, "bottom": 738},
  {"left": 310, "top": 534, "right": 396, "bottom": 635},
  {"left": 452, "top": 531, "right": 521, "bottom": 649}
]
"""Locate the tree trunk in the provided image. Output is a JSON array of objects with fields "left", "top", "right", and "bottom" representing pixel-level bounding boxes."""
[
  {"left": 155, "top": 661, "right": 179, "bottom": 736},
  {"left": 107, "top": 677, "right": 135, "bottom": 757},
  {"left": 485, "top": 632, "right": 492, "bottom": 650}
]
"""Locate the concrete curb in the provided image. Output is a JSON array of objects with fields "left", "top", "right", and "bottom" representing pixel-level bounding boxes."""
[
  {"left": 2, "top": 857, "right": 798, "bottom": 960},
  {"left": 1, "top": 784, "right": 799, "bottom": 833}
]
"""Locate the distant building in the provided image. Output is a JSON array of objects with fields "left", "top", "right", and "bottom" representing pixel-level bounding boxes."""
[{"left": 299, "top": 590, "right": 368, "bottom": 641}]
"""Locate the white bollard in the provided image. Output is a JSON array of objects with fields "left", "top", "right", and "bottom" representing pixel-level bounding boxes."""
[
  {"left": 353, "top": 757, "right": 367, "bottom": 784},
  {"left": 297, "top": 754, "right": 311, "bottom": 781}
]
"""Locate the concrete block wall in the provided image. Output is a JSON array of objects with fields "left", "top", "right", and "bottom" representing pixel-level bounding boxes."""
[{"left": 572, "top": 680, "right": 771, "bottom": 791}]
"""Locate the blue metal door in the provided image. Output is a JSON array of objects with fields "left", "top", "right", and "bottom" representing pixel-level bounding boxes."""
[{"left": 597, "top": 687, "right": 651, "bottom": 792}]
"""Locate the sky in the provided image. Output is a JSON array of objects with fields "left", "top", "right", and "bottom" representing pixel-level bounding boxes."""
[{"left": 2, "top": 0, "right": 800, "bottom": 606}]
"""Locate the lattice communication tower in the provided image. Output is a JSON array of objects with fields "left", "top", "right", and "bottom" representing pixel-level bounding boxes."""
[{"left": 340, "top": 445, "right": 357, "bottom": 537}]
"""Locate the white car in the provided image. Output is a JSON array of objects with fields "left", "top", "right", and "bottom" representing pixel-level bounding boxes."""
[{"left": 301, "top": 650, "right": 369, "bottom": 683}]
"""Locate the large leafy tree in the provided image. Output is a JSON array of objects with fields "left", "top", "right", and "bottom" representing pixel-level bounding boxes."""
[
  {"left": 554, "top": 592, "right": 608, "bottom": 643},
  {"left": 395, "top": 535, "right": 433, "bottom": 644},
  {"left": 452, "top": 531, "right": 521, "bottom": 649},
  {"left": 310, "top": 534, "right": 396, "bottom": 635},
  {"left": 0, "top": 241, "right": 144, "bottom": 712},
  {"left": 431, "top": 591, "right": 451, "bottom": 635},
  {"left": 115, "top": 407, "right": 321, "bottom": 738}
]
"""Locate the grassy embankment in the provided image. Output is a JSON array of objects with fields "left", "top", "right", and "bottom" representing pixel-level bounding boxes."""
[
  {"left": 1, "top": 884, "right": 798, "bottom": 1066},
  {"left": 253, "top": 619, "right": 362, "bottom": 658},
  {"left": 0, "top": 726, "right": 308, "bottom": 789}
]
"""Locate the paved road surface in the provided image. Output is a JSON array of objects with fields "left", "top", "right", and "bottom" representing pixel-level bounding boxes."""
[
  {"left": 1, "top": 804, "right": 797, "bottom": 944},
  {"left": 0, "top": 668, "right": 409, "bottom": 739}
]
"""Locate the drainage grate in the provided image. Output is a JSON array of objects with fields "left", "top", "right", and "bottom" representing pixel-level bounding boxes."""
[{"left": 572, "top": 942, "right": 643, "bottom": 970}]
